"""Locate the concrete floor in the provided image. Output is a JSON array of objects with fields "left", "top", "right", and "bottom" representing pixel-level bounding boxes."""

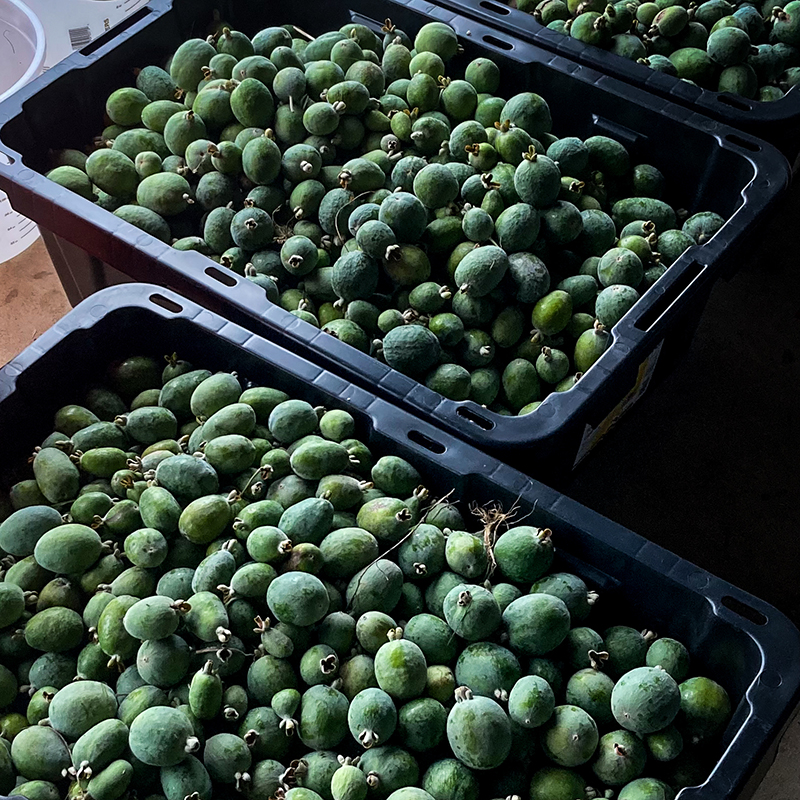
[{"left": 0, "top": 185, "right": 798, "bottom": 794}]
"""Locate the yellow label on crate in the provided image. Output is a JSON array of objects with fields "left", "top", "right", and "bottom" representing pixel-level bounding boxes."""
[{"left": 573, "top": 340, "right": 664, "bottom": 467}]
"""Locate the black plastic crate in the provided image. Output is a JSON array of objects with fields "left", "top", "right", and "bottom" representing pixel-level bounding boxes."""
[
  {"left": 432, "top": 0, "right": 800, "bottom": 166},
  {"left": 0, "top": 282, "right": 799, "bottom": 800},
  {"left": 0, "top": 0, "right": 791, "bottom": 484}
]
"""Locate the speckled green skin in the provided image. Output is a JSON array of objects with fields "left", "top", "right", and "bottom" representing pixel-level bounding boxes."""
[
  {"left": 611, "top": 666, "right": 681, "bottom": 734},
  {"left": 446, "top": 695, "right": 512, "bottom": 770},
  {"left": 541, "top": 705, "right": 599, "bottom": 767}
]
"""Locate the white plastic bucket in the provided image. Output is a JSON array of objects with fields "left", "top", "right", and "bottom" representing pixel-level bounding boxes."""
[
  {"left": 22, "top": 0, "right": 149, "bottom": 71},
  {"left": 0, "top": 0, "right": 45, "bottom": 264}
]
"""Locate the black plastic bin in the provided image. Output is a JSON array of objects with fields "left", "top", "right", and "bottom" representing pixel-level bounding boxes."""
[
  {"left": 432, "top": 0, "right": 800, "bottom": 166},
  {"left": 0, "top": 0, "right": 791, "bottom": 484},
  {"left": 1, "top": 282, "right": 799, "bottom": 800}
]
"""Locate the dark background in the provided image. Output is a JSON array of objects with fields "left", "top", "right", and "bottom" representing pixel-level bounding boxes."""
[{"left": 567, "top": 174, "right": 800, "bottom": 626}]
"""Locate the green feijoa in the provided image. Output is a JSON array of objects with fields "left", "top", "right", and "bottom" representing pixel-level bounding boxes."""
[
  {"left": 374, "top": 639, "right": 428, "bottom": 701},
  {"left": 682, "top": 211, "right": 725, "bottom": 245},
  {"left": 493, "top": 203, "right": 539, "bottom": 254},
  {"left": 182, "top": 590, "right": 228, "bottom": 642},
  {"left": 200, "top": 732, "right": 251, "bottom": 785},
  {"left": 279, "top": 497, "right": 334, "bottom": 545},
  {"left": 178, "top": 495, "right": 232, "bottom": 545},
  {"left": 396, "top": 698, "right": 447, "bottom": 753},
  {"left": 186, "top": 661, "right": 223, "bottom": 720},
  {"left": 612, "top": 666, "right": 681, "bottom": 734},
  {"left": 356, "top": 497, "right": 412, "bottom": 543},
  {"left": 536, "top": 347, "right": 570, "bottom": 385},
  {"left": 129, "top": 705, "right": 196, "bottom": 767},
  {"left": 112, "top": 205, "right": 170, "bottom": 243},
  {"left": 378, "top": 191, "right": 428, "bottom": 243},
  {"left": 32, "top": 448, "right": 79, "bottom": 505},
  {"left": 598, "top": 247, "right": 644, "bottom": 288},
  {"left": 444, "top": 530, "right": 488, "bottom": 580},
  {"left": 513, "top": 150, "right": 560, "bottom": 209},
  {"left": 559, "top": 627, "right": 605, "bottom": 672},
  {"left": 575, "top": 209, "right": 616, "bottom": 257},
  {"left": 46, "top": 165, "right": 94, "bottom": 199},
  {"left": 382, "top": 324, "right": 442, "bottom": 377},
  {"left": 446, "top": 694, "right": 511, "bottom": 771},
  {"left": 268, "top": 399, "right": 318, "bottom": 443},
  {"left": 646, "top": 725, "right": 684, "bottom": 762},
  {"left": 121, "top": 406, "right": 177, "bottom": 445},
  {"left": 404, "top": 614, "right": 456, "bottom": 664},
  {"left": 234, "top": 500, "right": 284, "bottom": 537},
  {"left": 28, "top": 653, "right": 77, "bottom": 692},
  {"left": 355, "top": 612, "right": 398, "bottom": 657},
  {"left": 0, "top": 505, "right": 62, "bottom": 558},
  {"left": 138, "top": 487, "right": 181, "bottom": 536},
  {"left": 245, "top": 525, "right": 291, "bottom": 564},
  {"left": 0, "top": 582, "right": 25, "bottom": 628},
  {"left": 240, "top": 134, "right": 282, "bottom": 185},
  {"left": 238, "top": 387, "right": 289, "bottom": 425},
  {"left": 33, "top": 523, "right": 101, "bottom": 574},
  {"left": 678, "top": 676, "right": 731, "bottom": 742},
  {"left": 72, "top": 717, "right": 129, "bottom": 772},
  {"left": 591, "top": 730, "right": 647, "bottom": 787},
  {"left": 506, "top": 252, "right": 549, "bottom": 306},
  {"left": 603, "top": 626, "right": 652, "bottom": 678},
  {"left": 136, "top": 172, "right": 193, "bottom": 217},
  {"left": 123, "top": 595, "right": 183, "bottom": 640},
  {"left": 109, "top": 565, "right": 155, "bottom": 599},
  {"left": 646, "top": 638, "right": 690, "bottom": 682},
  {"left": 84, "top": 758, "right": 133, "bottom": 800},
  {"left": 443, "top": 584, "right": 501, "bottom": 641},
  {"left": 47, "top": 679, "right": 117, "bottom": 739},
  {"left": 230, "top": 206, "right": 274, "bottom": 251},
  {"left": 657, "top": 229, "right": 694, "bottom": 267},
  {"left": 297, "top": 684, "right": 349, "bottom": 750},
  {"left": 160, "top": 755, "right": 213, "bottom": 800},
  {"left": 574, "top": 322, "right": 611, "bottom": 373},
  {"left": 85, "top": 149, "right": 138, "bottom": 198},
  {"left": 346, "top": 559, "right": 404, "bottom": 617},
  {"left": 267, "top": 474, "right": 316, "bottom": 508},
  {"left": 530, "top": 572, "right": 594, "bottom": 622},
  {"left": 267, "top": 572, "right": 329, "bottom": 627},
  {"left": 508, "top": 675, "right": 555, "bottom": 728},
  {"left": 398, "top": 524, "right": 446, "bottom": 582},
  {"left": 612, "top": 197, "right": 677, "bottom": 233},
  {"left": 289, "top": 439, "right": 349, "bottom": 481},
  {"left": 319, "top": 528, "right": 379, "bottom": 580},
  {"left": 229, "top": 562, "right": 277, "bottom": 599},
  {"left": 427, "top": 361, "right": 471, "bottom": 401},
  {"left": 429, "top": 313, "right": 465, "bottom": 348},
  {"left": 494, "top": 525, "right": 554, "bottom": 583},
  {"left": 564, "top": 667, "right": 615, "bottom": 727},
  {"left": 540, "top": 705, "right": 599, "bottom": 768},
  {"left": 413, "top": 164, "right": 460, "bottom": 210},
  {"left": 502, "top": 358, "right": 541, "bottom": 412},
  {"left": 552, "top": 277, "right": 595, "bottom": 314},
  {"left": 316, "top": 474, "right": 365, "bottom": 510},
  {"left": 618, "top": 778, "right": 676, "bottom": 800},
  {"left": 202, "top": 402, "right": 257, "bottom": 442},
  {"left": 134, "top": 150, "right": 163, "bottom": 180},
  {"left": 426, "top": 666, "right": 455, "bottom": 703},
  {"left": 370, "top": 456, "right": 420, "bottom": 497},
  {"left": 136, "top": 634, "right": 190, "bottom": 688},
  {"left": 595, "top": 285, "right": 640, "bottom": 328},
  {"left": 204, "top": 434, "right": 256, "bottom": 474},
  {"left": 456, "top": 640, "right": 521, "bottom": 700},
  {"left": 300, "top": 642, "right": 339, "bottom": 686},
  {"left": 532, "top": 290, "right": 573, "bottom": 335},
  {"left": 491, "top": 583, "right": 522, "bottom": 614},
  {"left": 454, "top": 245, "right": 509, "bottom": 297},
  {"left": 11, "top": 726, "right": 71, "bottom": 781},
  {"left": 316, "top": 612, "right": 356, "bottom": 657},
  {"left": 462, "top": 207, "right": 494, "bottom": 243},
  {"left": 54, "top": 404, "right": 101, "bottom": 436},
  {"left": 503, "top": 594, "right": 570, "bottom": 656},
  {"left": 35, "top": 575, "right": 81, "bottom": 612}
]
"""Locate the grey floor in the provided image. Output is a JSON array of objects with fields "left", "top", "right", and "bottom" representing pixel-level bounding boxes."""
[{"left": 566, "top": 174, "right": 800, "bottom": 797}]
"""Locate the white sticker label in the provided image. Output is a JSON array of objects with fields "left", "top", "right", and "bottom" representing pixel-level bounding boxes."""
[{"left": 573, "top": 339, "right": 665, "bottom": 468}]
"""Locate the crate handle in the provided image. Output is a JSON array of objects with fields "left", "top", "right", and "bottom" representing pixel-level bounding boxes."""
[
  {"left": 480, "top": 33, "right": 515, "bottom": 51},
  {"left": 204, "top": 266, "right": 238, "bottom": 288},
  {"left": 456, "top": 405, "right": 495, "bottom": 431},
  {"left": 724, "top": 133, "right": 762, "bottom": 154},
  {"left": 407, "top": 429, "right": 447, "bottom": 454},
  {"left": 148, "top": 293, "right": 184, "bottom": 315},
  {"left": 479, "top": 0, "right": 512, "bottom": 14},
  {"left": 716, "top": 94, "right": 754, "bottom": 113},
  {"left": 79, "top": 6, "right": 154, "bottom": 57}
]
